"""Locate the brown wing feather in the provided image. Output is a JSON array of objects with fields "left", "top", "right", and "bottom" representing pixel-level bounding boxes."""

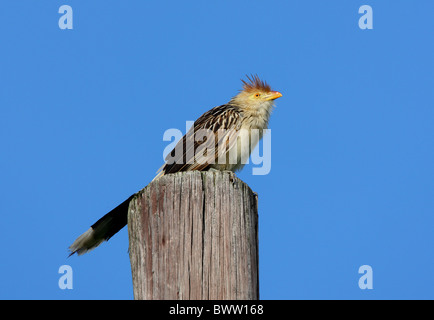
[{"left": 160, "top": 104, "right": 243, "bottom": 175}]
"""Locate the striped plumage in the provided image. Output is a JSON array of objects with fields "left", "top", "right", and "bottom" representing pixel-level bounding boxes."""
[
  {"left": 159, "top": 75, "right": 282, "bottom": 176},
  {"left": 69, "top": 75, "right": 282, "bottom": 256},
  {"left": 158, "top": 104, "right": 243, "bottom": 175}
]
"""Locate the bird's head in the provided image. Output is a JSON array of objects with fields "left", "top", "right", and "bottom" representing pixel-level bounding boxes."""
[{"left": 230, "top": 75, "right": 282, "bottom": 111}]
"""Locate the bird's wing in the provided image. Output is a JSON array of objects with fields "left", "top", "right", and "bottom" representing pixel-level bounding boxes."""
[{"left": 158, "top": 104, "right": 243, "bottom": 175}]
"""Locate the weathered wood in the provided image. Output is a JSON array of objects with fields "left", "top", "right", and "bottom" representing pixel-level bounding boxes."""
[{"left": 127, "top": 170, "right": 259, "bottom": 300}]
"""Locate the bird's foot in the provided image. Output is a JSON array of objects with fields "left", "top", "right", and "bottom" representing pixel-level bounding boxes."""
[
  {"left": 208, "top": 168, "right": 220, "bottom": 174},
  {"left": 224, "top": 170, "right": 236, "bottom": 183},
  {"left": 207, "top": 168, "right": 236, "bottom": 182}
]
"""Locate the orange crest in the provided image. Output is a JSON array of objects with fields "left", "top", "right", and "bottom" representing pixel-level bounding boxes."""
[{"left": 241, "top": 74, "right": 272, "bottom": 93}]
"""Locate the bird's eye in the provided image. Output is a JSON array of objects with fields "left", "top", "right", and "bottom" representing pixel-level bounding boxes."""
[{"left": 255, "top": 93, "right": 261, "bottom": 98}]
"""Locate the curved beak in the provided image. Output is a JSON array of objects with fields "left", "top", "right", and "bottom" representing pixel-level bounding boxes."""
[{"left": 266, "top": 91, "right": 283, "bottom": 101}]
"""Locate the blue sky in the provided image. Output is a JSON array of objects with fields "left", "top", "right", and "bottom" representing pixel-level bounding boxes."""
[{"left": 0, "top": 1, "right": 433, "bottom": 299}]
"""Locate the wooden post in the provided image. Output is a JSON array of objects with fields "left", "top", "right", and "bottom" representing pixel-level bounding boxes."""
[{"left": 127, "top": 170, "right": 259, "bottom": 300}]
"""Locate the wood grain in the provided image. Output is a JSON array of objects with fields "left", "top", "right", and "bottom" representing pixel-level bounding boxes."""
[{"left": 128, "top": 170, "right": 259, "bottom": 300}]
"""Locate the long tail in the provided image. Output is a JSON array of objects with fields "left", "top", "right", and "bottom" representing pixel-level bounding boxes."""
[{"left": 68, "top": 194, "right": 135, "bottom": 256}]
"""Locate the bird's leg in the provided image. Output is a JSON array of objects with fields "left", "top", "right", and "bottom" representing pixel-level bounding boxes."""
[
  {"left": 208, "top": 168, "right": 220, "bottom": 174},
  {"left": 221, "top": 170, "right": 236, "bottom": 183},
  {"left": 207, "top": 168, "right": 236, "bottom": 182}
]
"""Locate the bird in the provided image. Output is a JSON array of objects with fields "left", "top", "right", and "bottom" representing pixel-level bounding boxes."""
[{"left": 68, "top": 75, "right": 282, "bottom": 256}]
